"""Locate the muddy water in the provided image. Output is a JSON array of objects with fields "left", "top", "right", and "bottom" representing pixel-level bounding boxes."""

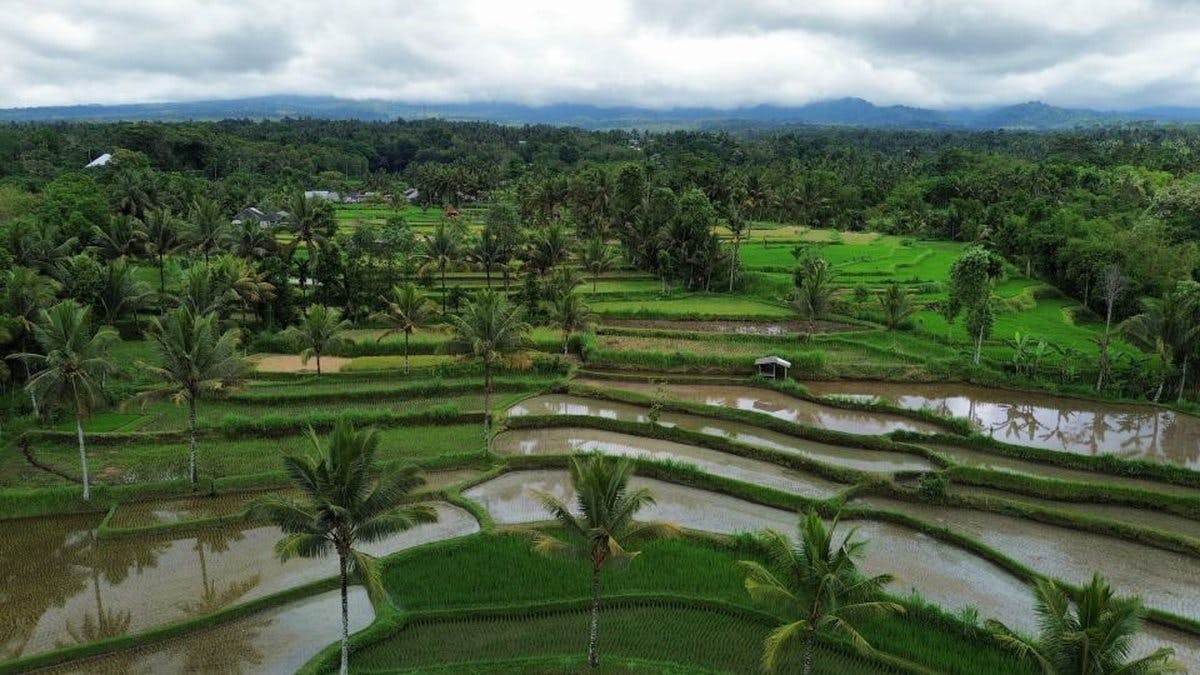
[
  {"left": 493, "top": 428, "right": 844, "bottom": 499},
  {"left": 43, "top": 587, "right": 374, "bottom": 674},
  {"left": 108, "top": 469, "right": 483, "bottom": 529},
  {"left": 855, "top": 496, "right": 1200, "bottom": 622},
  {"left": 508, "top": 394, "right": 936, "bottom": 474},
  {"left": 0, "top": 503, "right": 478, "bottom": 660},
  {"left": 465, "top": 471, "right": 1036, "bottom": 629},
  {"left": 925, "top": 442, "right": 1200, "bottom": 499},
  {"left": 1137, "top": 624, "right": 1200, "bottom": 673},
  {"left": 805, "top": 381, "right": 1200, "bottom": 469},
  {"left": 952, "top": 485, "right": 1200, "bottom": 541},
  {"left": 572, "top": 380, "right": 944, "bottom": 436}
]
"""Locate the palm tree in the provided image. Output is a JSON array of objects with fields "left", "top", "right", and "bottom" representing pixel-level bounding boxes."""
[
  {"left": 987, "top": 574, "right": 1180, "bottom": 674},
  {"left": 420, "top": 221, "right": 463, "bottom": 314},
  {"left": 143, "top": 206, "right": 183, "bottom": 294},
  {"left": 447, "top": 289, "right": 530, "bottom": 452},
  {"left": 189, "top": 197, "right": 229, "bottom": 264},
  {"left": 738, "top": 510, "right": 903, "bottom": 674},
  {"left": 281, "top": 305, "right": 353, "bottom": 376},
  {"left": 225, "top": 217, "right": 278, "bottom": 260},
  {"left": 90, "top": 215, "right": 146, "bottom": 261},
  {"left": 530, "top": 455, "right": 680, "bottom": 669},
  {"left": 578, "top": 237, "right": 619, "bottom": 293},
  {"left": 793, "top": 258, "right": 837, "bottom": 337},
  {"left": 878, "top": 282, "right": 915, "bottom": 330},
  {"left": 526, "top": 221, "right": 572, "bottom": 275},
  {"left": 372, "top": 283, "right": 433, "bottom": 373},
  {"left": 1, "top": 266, "right": 60, "bottom": 413},
  {"left": 8, "top": 301, "right": 118, "bottom": 501},
  {"left": 550, "top": 289, "right": 591, "bottom": 355},
  {"left": 1121, "top": 286, "right": 1200, "bottom": 402},
  {"left": 469, "top": 226, "right": 505, "bottom": 288},
  {"left": 134, "top": 306, "right": 246, "bottom": 486},
  {"left": 284, "top": 192, "right": 329, "bottom": 258},
  {"left": 96, "top": 258, "right": 152, "bottom": 325},
  {"left": 248, "top": 421, "right": 438, "bottom": 675}
]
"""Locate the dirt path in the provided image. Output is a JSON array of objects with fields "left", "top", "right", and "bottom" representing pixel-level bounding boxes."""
[{"left": 250, "top": 353, "right": 352, "bottom": 373}]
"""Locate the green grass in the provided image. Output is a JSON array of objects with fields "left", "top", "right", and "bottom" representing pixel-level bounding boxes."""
[
  {"left": 372, "top": 534, "right": 1032, "bottom": 675},
  {"left": 353, "top": 605, "right": 866, "bottom": 674},
  {"left": 589, "top": 295, "right": 793, "bottom": 320},
  {"left": 20, "top": 423, "right": 484, "bottom": 486},
  {"left": 343, "top": 354, "right": 459, "bottom": 371},
  {"left": 54, "top": 412, "right": 153, "bottom": 433}
]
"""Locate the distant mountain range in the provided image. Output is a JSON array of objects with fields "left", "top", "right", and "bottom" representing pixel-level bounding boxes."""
[{"left": 2, "top": 95, "right": 1199, "bottom": 130}]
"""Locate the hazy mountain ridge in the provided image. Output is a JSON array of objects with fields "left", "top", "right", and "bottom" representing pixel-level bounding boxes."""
[{"left": 0, "top": 95, "right": 1193, "bottom": 130}]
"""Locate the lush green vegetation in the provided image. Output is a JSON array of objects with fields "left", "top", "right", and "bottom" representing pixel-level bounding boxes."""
[{"left": 2, "top": 117, "right": 1198, "bottom": 674}]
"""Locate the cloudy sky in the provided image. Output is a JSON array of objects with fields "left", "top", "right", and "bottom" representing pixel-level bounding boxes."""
[{"left": 3, "top": 0, "right": 1199, "bottom": 110}]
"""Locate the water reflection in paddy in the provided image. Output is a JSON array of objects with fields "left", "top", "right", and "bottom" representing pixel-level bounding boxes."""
[
  {"left": 493, "top": 427, "right": 845, "bottom": 498},
  {"left": 0, "top": 503, "right": 478, "bottom": 661},
  {"left": 855, "top": 496, "right": 1200, "bottom": 622},
  {"left": 572, "top": 380, "right": 944, "bottom": 436},
  {"left": 43, "top": 587, "right": 373, "bottom": 674},
  {"left": 465, "top": 471, "right": 1035, "bottom": 629},
  {"left": 925, "top": 442, "right": 1200, "bottom": 499},
  {"left": 518, "top": 393, "right": 936, "bottom": 474},
  {"left": 805, "top": 380, "right": 1200, "bottom": 469},
  {"left": 109, "top": 469, "right": 483, "bottom": 529}
]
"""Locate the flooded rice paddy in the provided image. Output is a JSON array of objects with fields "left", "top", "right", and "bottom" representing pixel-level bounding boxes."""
[
  {"left": 854, "top": 496, "right": 1200, "bottom": 621},
  {"left": 950, "top": 484, "right": 1200, "bottom": 541},
  {"left": 571, "top": 380, "right": 944, "bottom": 436},
  {"left": 0, "top": 503, "right": 478, "bottom": 660},
  {"left": 924, "top": 442, "right": 1200, "bottom": 498},
  {"left": 107, "top": 469, "right": 483, "bottom": 530},
  {"left": 493, "top": 427, "right": 845, "bottom": 498},
  {"left": 466, "top": 471, "right": 1037, "bottom": 631},
  {"left": 41, "top": 587, "right": 373, "bottom": 674},
  {"left": 508, "top": 394, "right": 936, "bottom": 473},
  {"left": 805, "top": 380, "right": 1200, "bottom": 469}
]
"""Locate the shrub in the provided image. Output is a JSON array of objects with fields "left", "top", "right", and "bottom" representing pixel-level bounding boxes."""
[{"left": 917, "top": 473, "right": 950, "bottom": 503}]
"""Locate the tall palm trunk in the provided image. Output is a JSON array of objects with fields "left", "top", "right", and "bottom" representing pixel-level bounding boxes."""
[
  {"left": 440, "top": 262, "right": 447, "bottom": 314},
  {"left": 316, "top": 349, "right": 323, "bottom": 376},
  {"left": 76, "top": 412, "right": 91, "bottom": 501},
  {"left": 563, "top": 331, "right": 570, "bottom": 356},
  {"left": 158, "top": 253, "right": 166, "bottom": 294},
  {"left": 1178, "top": 355, "right": 1189, "bottom": 403},
  {"left": 588, "top": 558, "right": 602, "bottom": 668},
  {"left": 802, "top": 629, "right": 815, "bottom": 675},
  {"left": 728, "top": 239, "right": 740, "bottom": 292},
  {"left": 404, "top": 331, "right": 411, "bottom": 374},
  {"left": 338, "top": 552, "right": 350, "bottom": 675},
  {"left": 187, "top": 397, "right": 199, "bottom": 486},
  {"left": 483, "top": 358, "right": 493, "bottom": 456},
  {"left": 974, "top": 327, "right": 985, "bottom": 365}
]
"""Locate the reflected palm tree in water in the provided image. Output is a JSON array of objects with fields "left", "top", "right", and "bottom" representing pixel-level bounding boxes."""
[
  {"left": 0, "top": 517, "right": 95, "bottom": 660},
  {"left": 60, "top": 532, "right": 166, "bottom": 647},
  {"left": 178, "top": 614, "right": 269, "bottom": 674},
  {"left": 176, "top": 527, "right": 261, "bottom": 618}
]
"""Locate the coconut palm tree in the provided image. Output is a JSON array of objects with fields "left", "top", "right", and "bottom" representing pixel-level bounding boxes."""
[
  {"left": 90, "top": 214, "right": 146, "bottom": 261},
  {"left": 530, "top": 454, "right": 680, "bottom": 669},
  {"left": 447, "top": 289, "right": 530, "bottom": 452},
  {"left": 134, "top": 306, "right": 246, "bottom": 486},
  {"left": 284, "top": 192, "right": 330, "bottom": 259},
  {"left": 526, "top": 221, "right": 572, "bottom": 275},
  {"left": 8, "top": 301, "right": 118, "bottom": 501},
  {"left": 986, "top": 574, "right": 1180, "bottom": 674},
  {"left": 469, "top": 226, "right": 505, "bottom": 288},
  {"left": 143, "top": 206, "right": 183, "bottom": 294},
  {"left": 96, "top": 258, "right": 152, "bottom": 325},
  {"left": 550, "top": 289, "right": 591, "bottom": 355},
  {"left": 372, "top": 283, "right": 433, "bottom": 373},
  {"left": 224, "top": 217, "right": 278, "bottom": 261},
  {"left": 878, "top": 282, "right": 915, "bottom": 330},
  {"left": 793, "top": 258, "right": 837, "bottom": 337},
  {"left": 738, "top": 510, "right": 903, "bottom": 675},
  {"left": 420, "top": 221, "right": 463, "bottom": 314},
  {"left": 1121, "top": 285, "right": 1200, "bottom": 402},
  {"left": 578, "top": 237, "right": 619, "bottom": 293},
  {"left": 189, "top": 197, "right": 229, "bottom": 265},
  {"left": 248, "top": 421, "right": 437, "bottom": 675},
  {"left": 281, "top": 305, "right": 353, "bottom": 376}
]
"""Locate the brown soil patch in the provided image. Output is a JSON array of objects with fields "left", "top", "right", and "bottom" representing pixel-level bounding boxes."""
[{"left": 251, "top": 353, "right": 352, "bottom": 373}]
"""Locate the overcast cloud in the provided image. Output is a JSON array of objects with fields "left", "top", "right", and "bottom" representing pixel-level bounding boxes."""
[{"left": 2, "top": 0, "right": 1198, "bottom": 110}]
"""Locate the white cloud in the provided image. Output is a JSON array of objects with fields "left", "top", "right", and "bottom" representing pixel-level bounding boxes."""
[{"left": 0, "top": 0, "right": 1197, "bottom": 109}]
